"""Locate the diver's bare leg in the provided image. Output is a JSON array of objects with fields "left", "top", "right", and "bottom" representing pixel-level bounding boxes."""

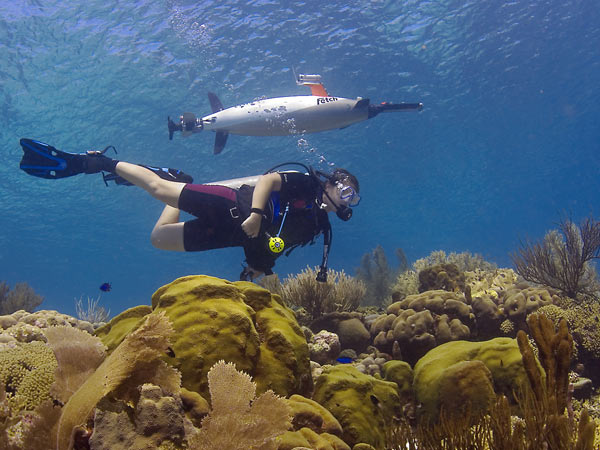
[
  {"left": 150, "top": 205, "right": 185, "bottom": 251},
  {"left": 114, "top": 161, "right": 185, "bottom": 207}
]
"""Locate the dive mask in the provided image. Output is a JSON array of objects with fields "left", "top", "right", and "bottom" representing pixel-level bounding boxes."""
[{"left": 336, "top": 182, "right": 361, "bottom": 207}]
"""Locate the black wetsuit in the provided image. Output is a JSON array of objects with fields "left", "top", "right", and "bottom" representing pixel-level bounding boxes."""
[{"left": 178, "top": 172, "right": 331, "bottom": 274}]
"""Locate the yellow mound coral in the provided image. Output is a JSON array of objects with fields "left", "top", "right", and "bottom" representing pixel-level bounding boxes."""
[
  {"left": 100, "top": 275, "right": 312, "bottom": 400},
  {"left": 413, "top": 338, "right": 534, "bottom": 420},
  {"left": 312, "top": 365, "right": 402, "bottom": 449},
  {"left": 0, "top": 341, "right": 57, "bottom": 414}
]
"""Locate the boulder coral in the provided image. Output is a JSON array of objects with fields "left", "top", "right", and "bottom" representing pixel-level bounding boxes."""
[
  {"left": 413, "top": 338, "right": 534, "bottom": 420},
  {"left": 370, "top": 290, "right": 472, "bottom": 364},
  {"left": 312, "top": 365, "right": 402, "bottom": 449},
  {"left": 97, "top": 275, "right": 312, "bottom": 400},
  {"left": 500, "top": 285, "right": 559, "bottom": 328},
  {"left": 310, "top": 312, "right": 371, "bottom": 353}
]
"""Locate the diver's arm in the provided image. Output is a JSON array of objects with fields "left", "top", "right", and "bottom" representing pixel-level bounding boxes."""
[
  {"left": 241, "top": 173, "right": 282, "bottom": 238},
  {"left": 150, "top": 205, "right": 185, "bottom": 251}
]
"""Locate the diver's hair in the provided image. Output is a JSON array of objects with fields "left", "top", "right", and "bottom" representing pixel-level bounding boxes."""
[{"left": 328, "top": 168, "right": 359, "bottom": 192}]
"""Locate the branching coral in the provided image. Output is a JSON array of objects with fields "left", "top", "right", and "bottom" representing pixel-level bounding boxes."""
[
  {"left": 280, "top": 266, "right": 366, "bottom": 322},
  {"left": 511, "top": 216, "right": 600, "bottom": 300},
  {"left": 188, "top": 360, "right": 291, "bottom": 450},
  {"left": 0, "top": 282, "right": 44, "bottom": 315}
]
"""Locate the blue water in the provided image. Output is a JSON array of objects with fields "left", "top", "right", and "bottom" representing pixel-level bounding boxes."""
[{"left": 1, "top": 0, "right": 599, "bottom": 316}]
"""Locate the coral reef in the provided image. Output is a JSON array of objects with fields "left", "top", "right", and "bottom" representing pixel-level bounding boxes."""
[
  {"left": 285, "top": 394, "right": 343, "bottom": 437},
  {"left": 310, "top": 312, "right": 371, "bottom": 353},
  {"left": 94, "top": 305, "right": 152, "bottom": 352},
  {"left": 56, "top": 312, "right": 179, "bottom": 450},
  {"left": 187, "top": 360, "right": 291, "bottom": 450},
  {"left": 538, "top": 298, "right": 600, "bottom": 370},
  {"left": 89, "top": 384, "right": 186, "bottom": 450},
  {"left": 355, "top": 245, "right": 405, "bottom": 306},
  {"left": 370, "top": 290, "right": 472, "bottom": 364},
  {"left": 43, "top": 326, "right": 106, "bottom": 403},
  {"left": 511, "top": 216, "right": 600, "bottom": 299},
  {"left": 386, "top": 316, "right": 597, "bottom": 449},
  {"left": 0, "top": 310, "right": 94, "bottom": 346},
  {"left": 309, "top": 330, "right": 341, "bottom": 365},
  {"left": 417, "top": 263, "right": 466, "bottom": 293},
  {"left": 500, "top": 285, "right": 559, "bottom": 329},
  {"left": 99, "top": 276, "right": 313, "bottom": 400},
  {"left": 514, "top": 313, "right": 596, "bottom": 449},
  {"left": 280, "top": 266, "right": 366, "bottom": 322},
  {"left": 390, "top": 250, "right": 497, "bottom": 303},
  {"left": 0, "top": 341, "right": 57, "bottom": 414},
  {"left": 412, "top": 337, "right": 531, "bottom": 420},
  {"left": 312, "top": 365, "right": 402, "bottom": 449},
  {"left": 0, "top": 282, "right": 44, "bottom": 315}
]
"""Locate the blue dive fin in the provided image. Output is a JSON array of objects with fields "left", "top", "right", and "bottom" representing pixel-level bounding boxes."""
[
  {"left": 214, "top": 131, "right": 229, "bottom": 155},
  {"left": 207, "top": 92, "right": 224, "bottom": 113},
  {"left": 19, "top": 138, "right": 85, "bottom": 179}
]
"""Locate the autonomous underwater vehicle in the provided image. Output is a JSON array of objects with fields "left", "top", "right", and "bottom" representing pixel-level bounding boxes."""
[{"left": 167, "top": 73, "right": 424, "bottom": 154}]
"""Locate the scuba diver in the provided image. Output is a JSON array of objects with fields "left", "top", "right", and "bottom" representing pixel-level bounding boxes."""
[{"left": 19, "top": 138, "right": 360, "bottom": 281}]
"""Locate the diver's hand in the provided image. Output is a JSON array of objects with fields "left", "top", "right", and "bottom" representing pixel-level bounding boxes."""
[{"left": 241, "top": 212, "right": 262, "bottom": 238}]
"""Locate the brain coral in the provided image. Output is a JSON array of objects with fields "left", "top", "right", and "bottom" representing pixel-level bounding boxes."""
[
  {"left": 0, "top": 341, "right": 57, "bottom": 414},
  {"left": 97, "top": 275, "right": 312, "bottom": 400}
]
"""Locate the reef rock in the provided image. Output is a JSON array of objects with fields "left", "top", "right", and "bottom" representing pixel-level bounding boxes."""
[{"left": 96, "top": 275, "right": 312, "bottom": 400}]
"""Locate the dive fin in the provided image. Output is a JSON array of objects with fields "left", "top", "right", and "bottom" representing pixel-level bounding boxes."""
[
  {"left": 214, "top": 131, "right": 229, "bottom": 155},
  {"left": 19, "top": 138, "right": 86, "bottom": 179},
  {"left": 207, "top": 92, "right": 224, "bottom": 113}
]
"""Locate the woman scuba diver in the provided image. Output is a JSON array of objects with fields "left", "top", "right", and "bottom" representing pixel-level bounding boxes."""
[{"left": 19, "top": 138, "right": 360, "bottom": 281}]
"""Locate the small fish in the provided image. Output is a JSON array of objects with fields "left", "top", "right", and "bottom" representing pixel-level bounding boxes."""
[
  {"left": 166, "top": 346, "right": 176, "bottom": 357},
  {"left": 336, "top": 357, "right": 353, "bottom": 364},
  {"left": 99, "top": 282, "right": 112, "bottom": 292}
]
